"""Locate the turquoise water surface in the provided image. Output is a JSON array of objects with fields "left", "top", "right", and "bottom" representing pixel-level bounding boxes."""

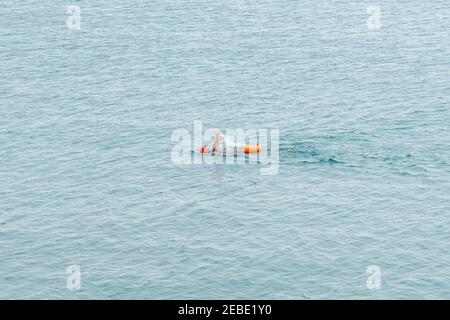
[{"left": 1, "top": 1, "right": 450, "bottom": 299}]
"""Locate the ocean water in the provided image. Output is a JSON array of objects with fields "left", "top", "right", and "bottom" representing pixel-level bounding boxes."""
[{"left": 1, "top": 0, "right": 449, "bottom": 299}]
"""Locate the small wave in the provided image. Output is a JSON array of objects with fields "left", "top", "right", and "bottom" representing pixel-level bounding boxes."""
[{"left": 320, "top": 158, "right": 342, "bottom": 164}]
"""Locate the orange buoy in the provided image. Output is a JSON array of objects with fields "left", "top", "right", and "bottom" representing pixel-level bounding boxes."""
[
  {"left": 243, "top": 145, "right": 261, "bottom": 154},
  {"left": 200, "top": 146, "right": 210, "bottom": 153}
]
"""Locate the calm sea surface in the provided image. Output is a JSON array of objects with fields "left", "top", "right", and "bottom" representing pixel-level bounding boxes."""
[{"left": 1, "top": 1, "right": 449, "bottom": 298}]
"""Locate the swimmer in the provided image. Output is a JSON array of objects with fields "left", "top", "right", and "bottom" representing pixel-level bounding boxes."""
[
  {"left": 200, "top": 131, "right": 261, "bottom": 154},
  {"left": 199, "top": 132, "right": 225, "bottom": 154}
]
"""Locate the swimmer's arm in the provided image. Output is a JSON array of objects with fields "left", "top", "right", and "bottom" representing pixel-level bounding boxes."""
[{"left": 212, "top": 132, "right": 223, "bottom": 152}]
